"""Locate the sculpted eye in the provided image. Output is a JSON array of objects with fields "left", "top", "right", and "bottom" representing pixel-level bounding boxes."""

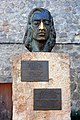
[
  {"left": 44, "top": 21, "right": 50, "bottom": 25},
  {"left": 33, "top": 21, "right": 39, "bottom": 25}
]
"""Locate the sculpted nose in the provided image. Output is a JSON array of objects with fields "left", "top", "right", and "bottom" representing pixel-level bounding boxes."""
[{"left": 39, "top": 21, "right": 46, "bottom": 30}]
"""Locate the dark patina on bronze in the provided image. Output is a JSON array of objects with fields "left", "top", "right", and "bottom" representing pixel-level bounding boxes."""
[
  {"left": 21, "top": 60, "right": 49, "bottom": 82},
  {"left": 23, "top": 8, "right": 56, "bottom": 52},
  {"left": 34, "top": 89, "right": 62, "bottom": 110}
]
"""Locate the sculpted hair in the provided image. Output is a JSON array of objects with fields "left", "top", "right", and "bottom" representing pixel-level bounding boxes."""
[{"left": 23, "top": 8, "right": 56, "bottom": 52}]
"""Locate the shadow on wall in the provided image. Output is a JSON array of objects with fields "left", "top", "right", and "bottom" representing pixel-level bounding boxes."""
[{"left": 71, "top": 110, "right": 80, "bottom": 120}]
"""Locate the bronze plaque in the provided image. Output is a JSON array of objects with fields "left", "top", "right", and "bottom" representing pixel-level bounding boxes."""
[
  {"left": 21, "top": 61, "right": 49, "bottom": 82},
  {"left": 34, "top": 89, "right": 62, "bottom": 110}
]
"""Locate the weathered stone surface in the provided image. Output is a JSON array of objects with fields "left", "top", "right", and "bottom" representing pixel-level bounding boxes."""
[
  {"left": 0, "top": 0, "right": 80, "bottom": 115},
  {"left": 0, "top": 44, "right": 80, "bottom": 111},
  {"left": 53, "top": 44, "right": 80, "bottom": 111},
  {"left": 0, "top": 0, "right": 80, "bottom": 43},
  {"left": 71, "top": 82, "right": 77, "bottom": 93},
  {"left": 0, "top": 44, "right": 27, "bottom": 83},
  {"left": 12, "top": 53, "right": 71, "bottom": 120}
]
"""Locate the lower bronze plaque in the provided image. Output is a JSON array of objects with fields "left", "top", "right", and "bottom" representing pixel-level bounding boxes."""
[
  {"left": 34, "top": 89, "right": 62, "bottom": 110},
  {"left": 21, "top": 61, "right": 49, "bottom": 82}
]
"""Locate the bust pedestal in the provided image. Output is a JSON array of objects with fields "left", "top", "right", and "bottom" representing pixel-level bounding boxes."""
[{"left": 12, "top": 52, "right": 71, "bottom": 120}]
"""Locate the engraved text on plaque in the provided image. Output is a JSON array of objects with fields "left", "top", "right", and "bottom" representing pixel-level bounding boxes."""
[{"left": 21, "top": 61, "right": 49, "bottom": 82}]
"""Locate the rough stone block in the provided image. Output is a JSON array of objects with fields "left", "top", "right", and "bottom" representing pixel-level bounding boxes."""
[{"left": 12, "top": 52, "right": 71, "bottom": 120}]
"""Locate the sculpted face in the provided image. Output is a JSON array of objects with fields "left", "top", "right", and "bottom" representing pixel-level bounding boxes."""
[
  {"left": 31, "top": 11, "right": 51, "bottom": 41},
  {"left": 24, "top": 8, "right": 56, "bottom": 52}
]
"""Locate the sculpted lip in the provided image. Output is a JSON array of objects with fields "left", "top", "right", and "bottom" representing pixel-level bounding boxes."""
[{"left": 38, "top": 32, "right": 46, "bottom": 36}]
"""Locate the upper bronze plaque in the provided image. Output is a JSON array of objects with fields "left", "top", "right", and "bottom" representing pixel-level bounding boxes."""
[{"left": 21, "top": 61, "right": 49, "bottom": 82}]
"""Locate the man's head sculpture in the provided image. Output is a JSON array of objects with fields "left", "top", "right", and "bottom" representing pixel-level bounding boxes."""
[{"left": 23, "top": 8, "right": 56, "bottom": 52}]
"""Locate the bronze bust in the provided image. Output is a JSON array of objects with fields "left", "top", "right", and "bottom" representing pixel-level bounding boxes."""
[{"left": 23, "top": 8, "right": 56, "bottom": 52}]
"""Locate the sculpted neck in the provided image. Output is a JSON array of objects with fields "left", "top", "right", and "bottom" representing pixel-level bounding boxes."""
[{"left": 32, "top": 40, "right": 46, "bottom": 52}]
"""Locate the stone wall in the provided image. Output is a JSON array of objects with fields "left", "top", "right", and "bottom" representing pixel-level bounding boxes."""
[{"left": 0, "top": 0, "right": 80, "bottom": 111}]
